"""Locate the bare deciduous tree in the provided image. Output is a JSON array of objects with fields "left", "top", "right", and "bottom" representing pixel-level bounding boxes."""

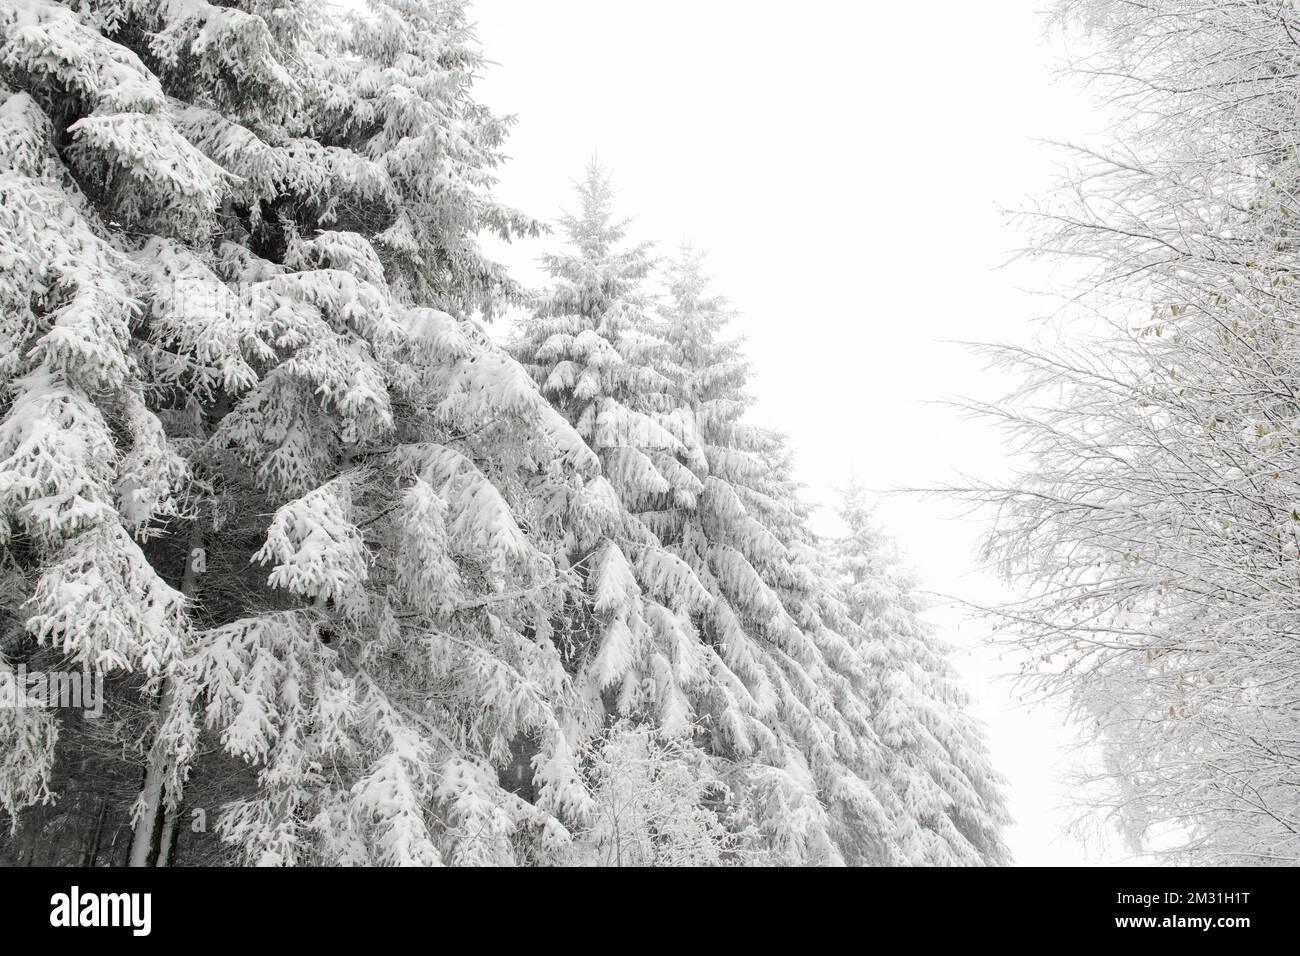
[{"left": 957, "top": 0, "right": 1300, "bottom": 863}]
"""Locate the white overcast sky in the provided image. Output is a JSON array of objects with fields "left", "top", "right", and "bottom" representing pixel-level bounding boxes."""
[{"left": 470, "top": 0, "right": 1131, "bottom": 865}]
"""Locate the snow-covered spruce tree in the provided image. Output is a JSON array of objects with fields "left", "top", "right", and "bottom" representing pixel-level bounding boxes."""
[
  {"left": 650, "top": 248, "right": 875, "bottom": 863},
  {"left": 518, "top": 219, "right": 1003, "bottom": 865},
  {"left": 511, "top": 166, "right": 718, "bottom": 746},
  {"left": 654, "top": 248, "right": 1001, "bottom": 864},
  {"left": 0, "top": 0, "right": 600, "bottom": 867},
  {"left": 0, "top": 0, "right": 201, "bottom": 863},
  {"left": 832, "top": 485, "right": 1010, "bottom": 865},
  {"left": 509, "top": 169, "right": 776, "bottom": 864}
]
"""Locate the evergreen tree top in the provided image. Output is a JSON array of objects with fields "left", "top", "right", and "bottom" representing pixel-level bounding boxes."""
[{"left": 541, "top": 163, "right": 653, "bottom": 314}]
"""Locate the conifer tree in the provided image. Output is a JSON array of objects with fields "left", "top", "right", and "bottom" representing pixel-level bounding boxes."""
[
  {"left": 654, "top": 248, "right": 912, "bottom": 864},
  {"left": 512, "top": 166, "right": 715, "bottom": 742},
  {"left": 0, "top": 0, "right": 594, "bottom": 867},
  {"left": 833, "top": 486, "right": 1011, "bottom": 865}
]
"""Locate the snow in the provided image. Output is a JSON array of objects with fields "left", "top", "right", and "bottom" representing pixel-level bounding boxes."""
[{"left": 0, "top": 0, "right": 1018, "bottom": 868}]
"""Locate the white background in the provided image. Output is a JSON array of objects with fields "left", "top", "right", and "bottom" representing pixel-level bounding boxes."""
[{"left": 471, "top": 0, "right": 1131, "bottom": 865}]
